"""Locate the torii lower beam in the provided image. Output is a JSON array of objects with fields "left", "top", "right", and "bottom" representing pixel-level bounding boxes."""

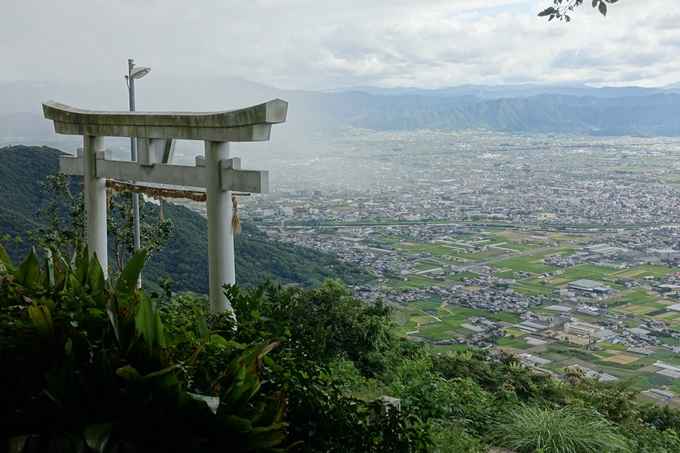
[{"left": 43, "top": 99, "right": 287, "bottom": 315}]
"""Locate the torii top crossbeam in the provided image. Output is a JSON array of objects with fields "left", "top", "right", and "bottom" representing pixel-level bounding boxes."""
[
  {"left": 43, "top": 99, "right": 288, "bottom": 316},
  {"left": 43, "top": 99, "right": 288, "bottom": 142}
]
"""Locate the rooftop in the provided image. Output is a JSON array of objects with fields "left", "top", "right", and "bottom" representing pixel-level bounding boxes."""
[{"left": 569, "top": 279, "right": 606, "bottom": 289}]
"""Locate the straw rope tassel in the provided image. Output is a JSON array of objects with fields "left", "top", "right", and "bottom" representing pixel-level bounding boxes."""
[
  {"left": 159, "top": 196, "right": 164, "bottom": 222},
  {"left": 232, "top": 195, "right": 241, "bottom": 234}
]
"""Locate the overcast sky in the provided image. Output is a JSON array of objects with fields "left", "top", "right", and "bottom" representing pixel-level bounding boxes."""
[{"left": 2, "top": 0, "right": 679, "bottom": 91}]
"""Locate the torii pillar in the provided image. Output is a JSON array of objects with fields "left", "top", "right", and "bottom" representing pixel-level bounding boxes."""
[
  {"left": 43, "top": 99, "right": 287, "bottom": 314},
  {"left": 205, "top": 141, "right": 235, "bottom": 310}
]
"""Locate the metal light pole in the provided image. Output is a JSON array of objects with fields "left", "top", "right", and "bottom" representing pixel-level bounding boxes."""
[{"left": 125, "top": 59, "right": 150, "bottom": 289}]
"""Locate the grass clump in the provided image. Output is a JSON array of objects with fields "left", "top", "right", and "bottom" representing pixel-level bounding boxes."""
[{"left": 488, "top": 404, "right": 630, "bottom": 453}]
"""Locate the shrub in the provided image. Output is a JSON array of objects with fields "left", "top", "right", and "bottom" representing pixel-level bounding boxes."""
[
  {"left": 388, "top": 357, "right": 493, "bottom": 434},
  {"left": 622, "top": 424, "right": 680, "bottom": 453},
  {"left": 488, "top": 404, "right": 631, "bottom": 453},
  {"left": 222, "top": 282, "right": 433, "bottom": 452},
  {"left": 428, "top": 421, "right": 487, "bottom": 453},
  {"left": 560, "top": 367, "right": 638, "bottom": 424},
  {"left": 432, "top": 350, "right": 560, "bottom": 403}
]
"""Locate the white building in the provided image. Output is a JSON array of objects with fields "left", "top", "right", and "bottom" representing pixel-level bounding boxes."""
[
  {"left": 653, "top": 249, "right": 680, "bottom": 260},
  {"left": 564, "top": 321, "right": 605, "bottom": 337}
]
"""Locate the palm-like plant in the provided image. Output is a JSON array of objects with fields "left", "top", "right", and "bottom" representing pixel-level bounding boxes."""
[{"left": 1, "top": 245, "right": 290, "bottom": 452}]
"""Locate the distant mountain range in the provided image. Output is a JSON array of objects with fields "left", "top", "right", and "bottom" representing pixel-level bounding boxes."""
[
  {"left": 2, "top": 78, "right": 680, "bottom": 138},
  {"left": 350, "top": 93, "right": 680, "bottom": 137},
  {"left": 328, "top": 83, "right": 680, "bottom": 99},
  {"left": 0, "top": 145, "right": 370, "bottom": 293}
]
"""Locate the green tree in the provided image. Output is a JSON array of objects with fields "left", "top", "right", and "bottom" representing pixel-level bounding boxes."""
[
  {"left": 35, "top": 173, "right": 85, "bottom": 260},
  {"left": 107, "top": 191, "right": 173, "bottom": 272},
  {"left": 21, "top": 170, "right": 174, "bottom": 276}
]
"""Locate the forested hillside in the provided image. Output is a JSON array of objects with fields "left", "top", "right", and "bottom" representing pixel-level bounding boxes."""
[{"left": 0, "top": 145, "right": 370, "bottom": 293}]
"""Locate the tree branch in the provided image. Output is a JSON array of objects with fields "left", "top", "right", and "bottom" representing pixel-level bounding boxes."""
[{"left": 539, "top": 0, "right": 619, "bottom": 22}]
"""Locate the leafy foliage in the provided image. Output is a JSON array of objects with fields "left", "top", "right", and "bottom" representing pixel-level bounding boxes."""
[
  {"left": 539, "top": 0, "right": 619, "bottom": 22},
  {"left": 106, "top": 190, "right": 173, "bottom": 273},
  {"left": 638, "top": 404, "right": 680, "bottom": 435},
  {"left": 0, "top": 246, "right": 291, "bottom": 452},
  {"left": 35, "top": 172, "right": 85, "bottom": 260},
  {"left": 621, "top": 424, "right": 680, "bottom": 453},
  {"left": 284, "top": 280, "right": 421, "bottom": 377},
  {"left": 387, "top": 357, "right": 493, "bottom": 433},
  {"left": 1, "top": 242, "right": 433, "bottom": 452},
  {"left": 427, "top": 420, "right": 487, "bottom": 453},
  {"left": 560, "top": 366, "right": 638, "bottom": 424},
  {"left": 432, "top": 349, "right": 561, "bottom": 403},
  {"left": 220, "top": 281, "right": 433, "bottom": 452}
]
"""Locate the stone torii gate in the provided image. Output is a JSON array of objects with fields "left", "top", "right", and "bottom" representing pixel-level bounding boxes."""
[{"left": 42, "top": 99, "right": 288, "bottom": 314}]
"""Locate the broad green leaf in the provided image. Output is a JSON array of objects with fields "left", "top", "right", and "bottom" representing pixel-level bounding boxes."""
[
  {"left": 75, "top": 252, "right": 89, "bottom": 286},
  {"left": 194, "top": 307, "right": 209, "bottom": 339},
  {"left": 154, "top": 311, "right": 166, "bottom": 348},
  {"left": 598, "top": 1, "right": 607, "bottom": 16},
  {"left": 244, "top": 425, "right": 289, "bottom": 449},
  {"left": 211, "top": 334, "right": 228, "bottom": 348},
  {"left": 106, "top": 296, "right": 122, "bottom": 346},
  {"left": 134, "top": 292, "right": 166, "bottom": 349},
  {"left": 592, "top": 0, "right": 598, "bottom": 7},
  {"left": 87, "top": 253, "right": 106, "bottom": 293},
  {"left": 44, "top": 248, "right": 56, "bottom": 288},
  {"left": 223, "top": 415, "right": 253, "bottom": 433},
  {"left": 187, "top": 392, "right": 220, "bottom": 414},
  {"left": 84, "top": 423, "right": 115, "bottom": 453},
  {"left": 116, "top": 365, "right": 140, "bottom": 382},
  {"left": 115, "top": 247, "right": 149, "bottom": 299},
  {"left": 263, "top": 356, "right": 276, "bottom": 367},
  {"left": 138, "top": 367, "right": 182, "bottom": 399},
  {"left": 28, "top": 302, "right": 54, "bottom": 340},
  {"left": 8, "top": 435, "right": 30, "bottom": 453},
  {"left": 537, "top": 7, "right": 556, "bottom": 17},
  {"left": 16, "top": 247, "right": 40, "bottom": 289},
  {"left": 0, "top": 244, "right": 13, "bottom": 267},
  {"left": 69, "top": 273, "right": 83, "bottom": 295},
  {"left": 93, "top": 351, "right": 117, "bottom": 397},
  {"left": 142, "top": 365, "right": 177, "bottom": 379},
  {"left": 44, "top": 370, "right": 84, "bottom": 426},
  {"left": 260, "top": 389, "right": 287, "bottom": 426},
  {"left": 87, "top": 307, "right": 105, "bottom": 318}
]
